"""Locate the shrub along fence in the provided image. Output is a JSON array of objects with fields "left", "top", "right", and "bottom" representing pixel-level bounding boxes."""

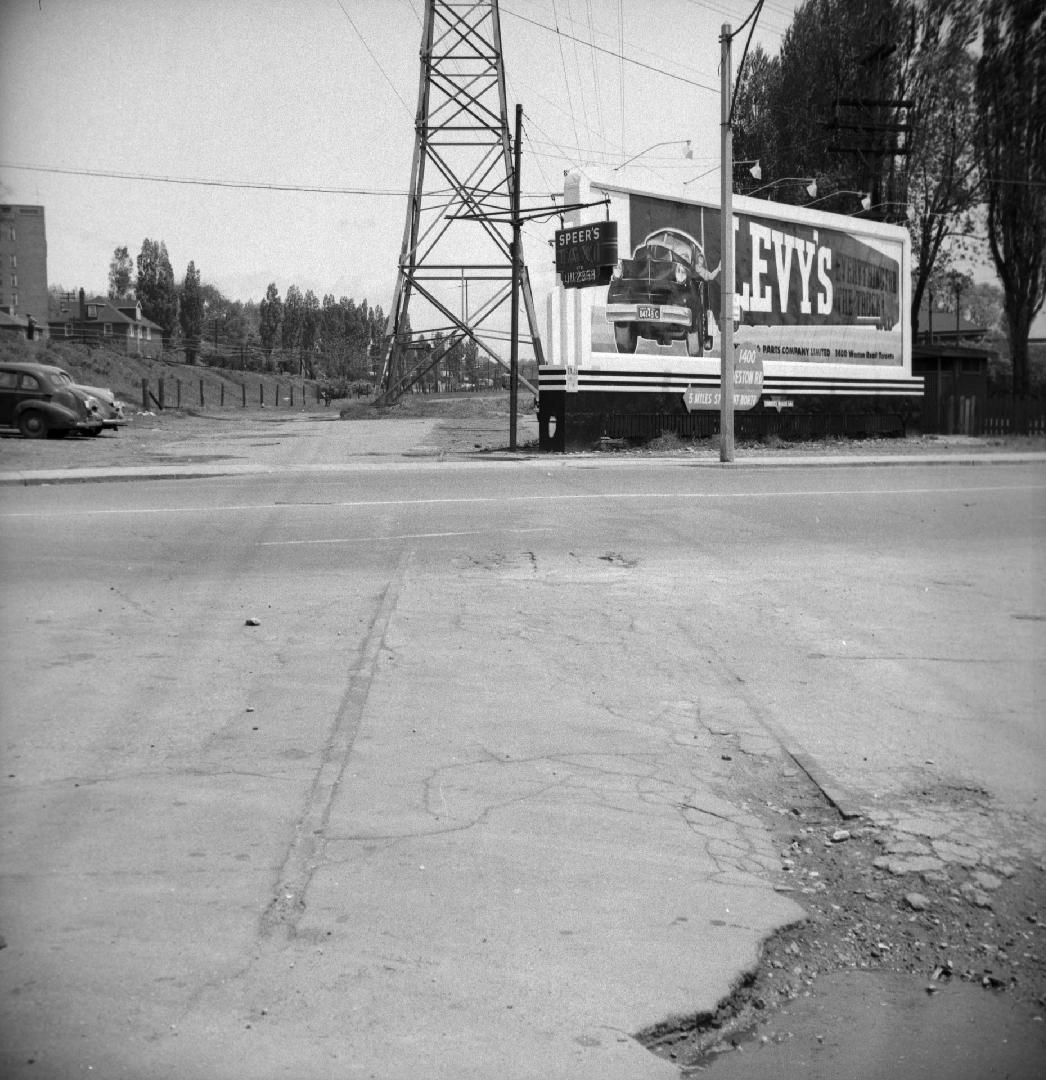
[{"left": 140, "top": 377, "right": 327, "bottom": 411}]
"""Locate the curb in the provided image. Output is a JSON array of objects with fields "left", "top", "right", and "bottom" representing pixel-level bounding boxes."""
[{"left": 1, "top": 452, "right": 1044, "bottom": 487}]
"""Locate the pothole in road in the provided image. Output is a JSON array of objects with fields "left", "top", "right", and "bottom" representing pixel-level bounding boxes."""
[{"left": 637, "top": 744, "right": 1046, "bottom": 1074}]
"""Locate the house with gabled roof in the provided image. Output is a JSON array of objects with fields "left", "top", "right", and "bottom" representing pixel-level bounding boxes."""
[{"left": 48, "top": 291, "right": 164, "bottom": 357}]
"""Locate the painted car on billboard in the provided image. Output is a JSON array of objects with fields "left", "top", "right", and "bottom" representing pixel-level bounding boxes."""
[{"left": 605, "top": 228, "right": 717, "bottom": 356}]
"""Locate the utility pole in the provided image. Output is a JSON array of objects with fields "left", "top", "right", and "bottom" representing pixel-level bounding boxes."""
[
  {"left": 719, "top": 23, "right": 735, "bottom": 463},
  {"left": 509, "top": 102, "right": 522, "bottom": 451}
]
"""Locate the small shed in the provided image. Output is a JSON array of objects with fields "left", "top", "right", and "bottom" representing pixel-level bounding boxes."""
[{"left": 912, "top": 343, "right": 990, "bottom": 434}]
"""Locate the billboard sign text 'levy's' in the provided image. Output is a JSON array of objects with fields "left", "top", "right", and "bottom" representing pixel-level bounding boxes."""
[{"left": 555, "top": 221, "right": 618, "bottom": 289}]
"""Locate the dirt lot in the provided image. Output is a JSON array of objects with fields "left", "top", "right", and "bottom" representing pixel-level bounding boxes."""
[{"left": 2, "top": 389, "right": 1044, "bottom": 474}]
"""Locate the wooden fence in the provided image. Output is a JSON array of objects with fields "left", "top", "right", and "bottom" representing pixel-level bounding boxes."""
[
  {"left": 141, "top": 377, "right": 328, "bottom": 412},
  {"left": 979, "top": 397, "right": 1046, "bottom": 436}
]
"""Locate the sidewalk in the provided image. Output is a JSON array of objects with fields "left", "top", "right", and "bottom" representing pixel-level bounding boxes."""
[{"left": 2, "top": 449, "right": 1045, "bottom": 486}]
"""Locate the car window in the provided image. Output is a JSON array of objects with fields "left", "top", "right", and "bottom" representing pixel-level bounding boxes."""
[
  {"left": 51, "top": 371, "right": 73, "bottom": 386},
  {"left": 18, "top": 374, "right": 41, "bottom": 390},
  {"left": 0, "top": 371, "right": 17, "bottom": 389},
  {"left": 644, "top": 232, "right": 695, "bottom": 265}
]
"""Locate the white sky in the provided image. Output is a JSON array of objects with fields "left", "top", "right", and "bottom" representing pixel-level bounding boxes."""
[
  {"left": 5, "top": 0, "right": 1032, "bottom": 336},
  {"left": 0, "top": 0, "right": 792, "bottom": 310}
]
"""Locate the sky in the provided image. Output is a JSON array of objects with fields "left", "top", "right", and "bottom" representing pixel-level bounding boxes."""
[
  {"left": 0, "top": 0, "right": 791, "bottom": 308},
  {"left": 2, "top": 0, "right": 1033, "bottom": 337}
]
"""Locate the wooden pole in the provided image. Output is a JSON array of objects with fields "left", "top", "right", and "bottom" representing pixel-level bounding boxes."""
[
  {"left": 509, "top": 102, "right": 522, "bottom": 451},
  {"left": 720, "top": 23, "right": 735, "bottom": 463}
]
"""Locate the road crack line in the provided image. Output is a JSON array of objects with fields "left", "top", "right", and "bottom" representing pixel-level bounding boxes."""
[{"left": 259, "top": 551, "right": 410, "bottom": 942}]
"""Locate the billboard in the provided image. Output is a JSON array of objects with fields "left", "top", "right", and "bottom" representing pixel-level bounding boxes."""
[{"left": 592, "top": 191, "right": 905, "bottom": 368}]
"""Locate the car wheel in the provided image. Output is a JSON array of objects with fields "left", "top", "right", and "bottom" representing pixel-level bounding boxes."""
[
  {"left": 50, "top": 429, "right": 70, "bottom": 439},
  {"left": 614, "top": 324, "right": 638, "bottom": 354},
  {"left": 86, "top": 427, "right": 102, "bottom": 437},
  {"left": 18, "top": 410, "right": 48, "bottom": 439}
]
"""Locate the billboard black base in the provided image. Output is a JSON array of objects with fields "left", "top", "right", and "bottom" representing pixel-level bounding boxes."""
[{"left": 538, "top": 389, "right": 922, "bottom": 451}]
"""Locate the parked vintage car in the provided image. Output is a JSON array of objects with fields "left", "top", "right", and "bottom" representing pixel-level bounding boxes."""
[
  {"left": 73, "top": 382, "right": 125, "bottom": 431},
  {"left": 0, "top": 361, "right": 104, "bottom": 438},
  {"left": 605, "top": 228, "right": 717, "bottom": 356}
]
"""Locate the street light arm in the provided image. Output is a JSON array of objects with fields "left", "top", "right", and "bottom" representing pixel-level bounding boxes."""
[
  {"left": 614, "top": 139, "right": 692, "bottom": 171},
  {"left": 746, "top": 176, "right": 817, "bottom": 198},
  {"left": 803, "top": 189, "right": 870, "bottom": 209}
]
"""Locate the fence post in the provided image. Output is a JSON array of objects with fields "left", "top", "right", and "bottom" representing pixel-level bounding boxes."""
[
  {"left": 242, "top": 382, "right": 246, "bottom": 408},
  {"left": 176, "top": 379, "right": 181, "bottom": 409},
  {"left": 260, "top": 383, "right": 264, "bottom": 407},
  {"left": 200, "top": 379, "right": 205, "bottom": 408},
  {"left": 158, "top": 378, "right": 165, "bottom": 410},
  {"left": 220, "top": 382, "right": 225, "bottom": 407},
  {"left": 290, "top": 384, "right": 294, "bottom": 408},
  {"left": 141, "top": 378, "right": 149, "bottom": 411}
]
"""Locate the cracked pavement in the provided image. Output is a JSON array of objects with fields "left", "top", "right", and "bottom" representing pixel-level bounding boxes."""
[{"left": 1, "top": 438, "right": 1042, "bottom": 1080}]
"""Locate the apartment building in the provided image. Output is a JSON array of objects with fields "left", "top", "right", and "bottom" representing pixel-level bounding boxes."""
[{"left": 0, "top": 205, "right": 48, "bottom": 326}]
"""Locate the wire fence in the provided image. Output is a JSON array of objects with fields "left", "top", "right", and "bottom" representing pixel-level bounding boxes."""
[{"left": 139, "top": 375, "right": 328, "bottom": 412}]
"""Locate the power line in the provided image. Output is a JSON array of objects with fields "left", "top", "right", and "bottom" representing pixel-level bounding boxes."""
[
  {"left": 500, "top": 4, "right": 719, "bottom": 93},
  {"left": 1, "top": 160, "right": 584, "bottom": 201},
  {"left": 549, "top": 0, "right": 583, "bottom": 159},
  {"left": 334, "top": 0, "right": 413, "bottom": 115},
  {"left": 0, "top": 162, "right": 422, "bottom": 195}
]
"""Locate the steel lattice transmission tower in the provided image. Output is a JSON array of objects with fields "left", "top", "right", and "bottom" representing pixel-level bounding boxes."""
[{"left": 377, "top": 0, "right": 544, "bottom": 403}]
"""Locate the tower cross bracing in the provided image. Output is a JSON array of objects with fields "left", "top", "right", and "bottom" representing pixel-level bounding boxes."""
[{"left": 378, "top": 0, "right": 544, "bottom": 402}]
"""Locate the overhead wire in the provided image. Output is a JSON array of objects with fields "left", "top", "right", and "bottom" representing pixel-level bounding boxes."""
[
  {"left": 548, "top": 0, "right": 584, "bottom": 160},
  {"left": 334, "top": 0, "right": 413, "bottom": 115},
  {"left": 583, "top": 0, "right": 608, "bottom": 165},
  {"left": 560, "top": 0, "right": 594, "bottom": 162},
  {"left": 0, "top": 161, "right": 576, "bottom": 198},
  {"left": 618, "top": 0, "right": 626, "bottom": 156},
  {"left": 500, "top": 4, "right": 719, "bottom": 93}
]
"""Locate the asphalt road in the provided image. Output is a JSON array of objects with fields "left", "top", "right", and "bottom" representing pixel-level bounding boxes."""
[{"left": 1, "top": 456, "right": 1043, "bottom": 1079}]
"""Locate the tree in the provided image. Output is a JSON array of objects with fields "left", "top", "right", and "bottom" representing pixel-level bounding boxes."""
[
  {"left": 259, "top": 283, "right": 282, "bottom": 364},
  {"left": 760, "top": 0, "right": 903, "bottom": 203},
  {"left": 179, "top": 261, "right": 204, "bottom": 363},
  {"left": 900, "top": 4, "right": 981, "bottom": 339},
  {"left": 731, "top": 46, "right": 782, "bottom": 193},
  {"left": 282, "top": 284, "right": 303, "bottom": 362},
  {"left": 463, "top": 336, "right": 480, "bottom": 386},
  {"left": 135, "top": 239, "right": 178, "bottom": 345},
  {"left": 965, "top": 281, "right": 1005, "bottom": 336},
  {"left": 108, "top": 246, "right": 134, "bottom": 300},
  {"left": 300, "top": 289, "right": 320, "bottom": 376},
  {"left": 976, "top": 0, "right": 1046, "bottom": 398}
]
